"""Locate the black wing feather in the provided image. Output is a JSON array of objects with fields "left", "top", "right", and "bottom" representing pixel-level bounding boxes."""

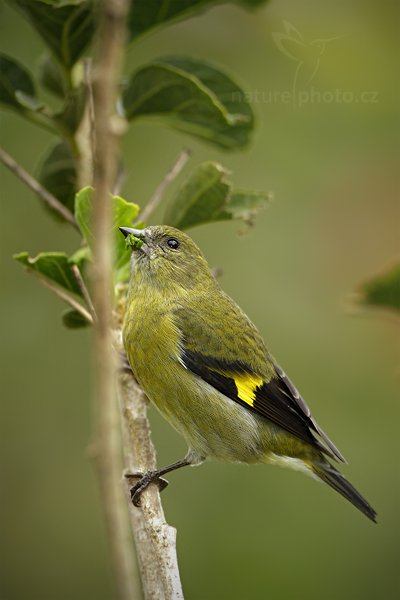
[
  {"left": 273, "top": 365, "right": 347, "bottom": 463},
  {"left": 182, "top": 349, "right": 344, "bottom": 461}
]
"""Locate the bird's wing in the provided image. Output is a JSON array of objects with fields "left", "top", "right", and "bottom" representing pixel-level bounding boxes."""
[
  {"left": 272, "top": 365, "right": 346, "bottom": 462},
  {"left": 174, "top": 301, "right": 346, "bottom": 463}
]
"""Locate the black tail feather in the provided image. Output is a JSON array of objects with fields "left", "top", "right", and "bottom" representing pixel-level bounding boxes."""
[{"left": 312, "top": 461, "right": 377, "bottom": 523}]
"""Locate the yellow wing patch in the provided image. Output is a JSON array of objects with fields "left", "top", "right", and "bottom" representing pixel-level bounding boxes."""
[{"left": 232, "top": 374, "right": 264, "bottom": 407}]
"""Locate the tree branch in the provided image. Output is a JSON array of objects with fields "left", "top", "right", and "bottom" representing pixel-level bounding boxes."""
[
  {"left": 90, "top": 1, "right": 140, "bottom": 600},
  {"left": 89, "top": 0, "right": 185, "bottom": 596},
  {"left": 117, "top": 349, "right": 184, "bottom": 600},
  {"left": 140, "top": 149, "right": 191, "bottom": 222},
  {"left": 85, "top": 59, "right": 96, "bottom": 166},
  {"left": 75, "top": 59, "right": 95, "bottom": 189},
  {"left": 0, "top": 146, "right": 78, "bottom": 230}
]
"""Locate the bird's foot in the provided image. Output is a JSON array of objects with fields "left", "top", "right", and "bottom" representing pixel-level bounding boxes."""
[{"left": 124, "top": 470, "right": 169, "bottom": 507}]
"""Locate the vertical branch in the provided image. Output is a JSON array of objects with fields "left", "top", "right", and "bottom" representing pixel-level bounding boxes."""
[
  {"left": 90, "top": 1, "right": 139, "bottom": 599},
  {"left": 75, "top": 59, "right": 96, "bottom": 188},
  {"left": 116, "top": 345, "right": 184, "bottom": 600},
  {"left": 90, "top": 1, "right": 184, "bottom": 598}
]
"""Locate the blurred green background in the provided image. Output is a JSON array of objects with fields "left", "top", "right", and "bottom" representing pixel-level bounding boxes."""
[{"left": 1, "top": 1, "right": 399, "bottom": 599}]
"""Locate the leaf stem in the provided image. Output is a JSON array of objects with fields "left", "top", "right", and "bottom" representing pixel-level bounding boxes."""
[
  {"left": 70, "top": 264, "right": 97, "bottom": 322},
  {"left": 32, "top": 273, "right": 93, "bottom": 324},
  {"left": 0, "top": 147, "right": 79, "bottom": 230},
  {"left": 140, "top": 148, "right": 191, "bottom": 222}
]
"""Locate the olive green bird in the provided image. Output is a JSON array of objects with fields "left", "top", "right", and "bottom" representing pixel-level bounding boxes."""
[{"left": 120, "top": 225, "right": 376, "bottom": 522}]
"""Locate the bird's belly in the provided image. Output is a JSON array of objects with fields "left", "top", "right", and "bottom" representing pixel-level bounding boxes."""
[{"left": 142, "top": 361, "right": 264, "bottom": 463}]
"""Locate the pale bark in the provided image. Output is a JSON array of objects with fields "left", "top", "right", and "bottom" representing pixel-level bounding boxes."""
[
  {"left": 91, "top": 1, "right": 140, "bottom": 599},
  {"left": 117, "top": 348, "right": 184, "bottom": 600},
  {"left": 90, "top": 1, "right": 184, "bottom": 599}
]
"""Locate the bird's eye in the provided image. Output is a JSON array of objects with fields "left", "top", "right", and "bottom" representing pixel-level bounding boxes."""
[{"left": 167, "top": 238, "right": 180, "bottom": 250}]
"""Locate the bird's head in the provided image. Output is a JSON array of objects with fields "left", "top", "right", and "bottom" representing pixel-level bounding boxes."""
[{"left": 119, "top": 225, "right": 214, "bottom": 293}]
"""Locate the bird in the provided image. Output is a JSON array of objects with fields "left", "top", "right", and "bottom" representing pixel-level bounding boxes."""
[{"left": 120, "top": 225, "right": 376, "bottom": 522}]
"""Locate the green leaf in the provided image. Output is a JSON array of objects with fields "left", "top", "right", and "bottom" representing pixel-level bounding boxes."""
[
  {"left": 123, "top": 56, "right": 254, "bottom": 149},
  {"left": 75, "top": 187, "right": 140, "bottom": 282},
  {"left": 0, "top": 53, "right": 58, "bottom": 133},
  {"left": 37, "top": 53, "right": 66, "bottom": 98},
  {"left": 125, "top": 234, "right": 144, "bottom": 251},
  {"left": 0, "top": 53, "right": 37, "bottom": 113},
  {"left": 223, "top": 189, "right": 271, "bottom": 224},
  {"left": 164, "top": 161, "right": 270, "bottom": 229},
  {"left": 14, "top": 251, "right": 84, "bottom": 297},
  {"left": 356, "top": 263, "right": 400, "bottom": 315},
  {"left": 74, "top": 187, "right": 93, "bottom": 246},
  {"left": 112, "top": 195, "right": 141, "bottom": 274},
  {"left": 69, "top": 246, "right": 91, "bottom": 282},
  {"left": 69, "top": 246, "right": 91, "bottom": 269},
  {"left": 38, "top": 139, "right": 77, "bottom": 217},
  {"left": 62, "top": 309, "right": 90, "bottom": 328},
  {"left": 127, "top": 0, "right": 269, "bottom": 42},
  {"left": 164, "top": 162, "right": 230, "bottom": 229},
  {"left": 12, "top": 0, "right": 95, "bottom": 68}
]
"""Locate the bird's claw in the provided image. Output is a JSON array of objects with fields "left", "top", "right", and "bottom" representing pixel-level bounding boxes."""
[{"left": 125, "top": 471, "right": 169, "bottom": 507}]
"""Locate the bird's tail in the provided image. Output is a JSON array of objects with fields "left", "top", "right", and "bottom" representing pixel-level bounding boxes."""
[{"left": 311, "top": 460, "right": 377, "bottom": 523}]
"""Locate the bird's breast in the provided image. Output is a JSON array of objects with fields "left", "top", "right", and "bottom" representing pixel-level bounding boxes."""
[{"left": 123, "top": 298, "right": 181, "bottom": 389}]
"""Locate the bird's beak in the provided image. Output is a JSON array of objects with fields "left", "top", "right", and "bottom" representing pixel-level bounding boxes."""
[
  {"left": 119, "top": 226, "right": 145, "bottom": 239},
  {"left": 119, "top": 226, "right": 149, "bottom": 254}
]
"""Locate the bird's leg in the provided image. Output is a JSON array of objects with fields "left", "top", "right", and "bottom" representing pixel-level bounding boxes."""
[
  {"left": 118, "top": 351, "right": 132, "bottom": 374},
  {"left": 125, "top": 457, "right": 193, "bottom": 507}
]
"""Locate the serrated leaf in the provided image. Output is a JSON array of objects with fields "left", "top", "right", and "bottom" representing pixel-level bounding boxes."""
[
  {"left": 164, "top": 162, "right": 231, "bottom": 229},
  {"left": 38, "top": 139, "right": 77, "bottom": 218},
  {"left": 0, "top": 53, "right": 37, "bottom": 113},
  {"left": 12, "top": 0, "right": 95, "bottom": 68},
  {"left": 62, "top": 309, "right": 90, "bottom": 328},
  {"left": 356, "top": 263, "right": 400, "bottom": 315},
  {"left": 164, "top": 161, "right": 270, "bottom": 230},
  {"left": 127, "top": 0, "right": 269, "bottom": 42},
  {"left": 37, "top": 53, "right": 66, "bottom": 98},
  {"left": 14, "top": 251, "right": 83, "bottom": 297},
  {"left": 75, "top": 187, "right": 140, "bottom": 282},
  {"left": 123, "top": 56, "right": 254, "bottom": 149}
]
